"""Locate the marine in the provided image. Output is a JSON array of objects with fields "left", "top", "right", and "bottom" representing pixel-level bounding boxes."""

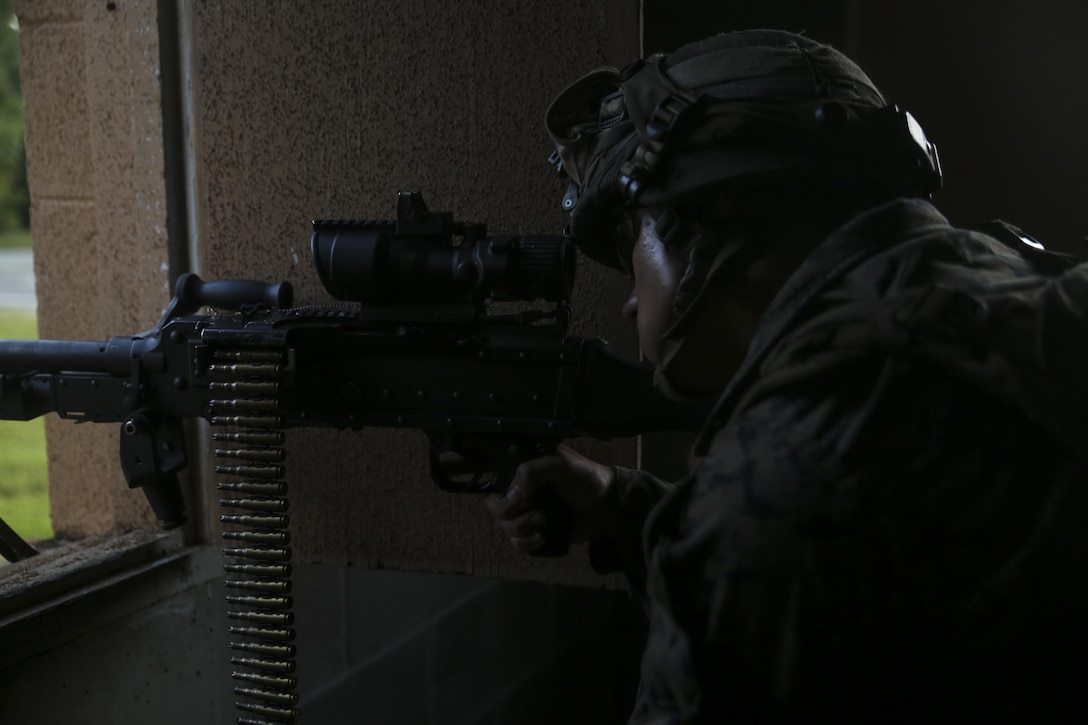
[{"left": 485, "top": 30, "right": 1088, "bottom": 722}]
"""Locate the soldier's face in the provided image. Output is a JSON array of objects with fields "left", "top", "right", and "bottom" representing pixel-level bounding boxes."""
[{"left": 621, "top": 211, "right": 686, "bottom": 364}]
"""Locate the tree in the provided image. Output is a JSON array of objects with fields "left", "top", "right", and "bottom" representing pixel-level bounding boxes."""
[{"left": 0, "top": 0, "right": 27, "bottom": 233}]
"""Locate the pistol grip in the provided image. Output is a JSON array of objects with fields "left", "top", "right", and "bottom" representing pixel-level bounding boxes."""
[
  {"left": 528, "top": 485, "right": 572, "bottom": 557},
  {"left": 427, "top": 435, "right": 572, "bottom": 557}
]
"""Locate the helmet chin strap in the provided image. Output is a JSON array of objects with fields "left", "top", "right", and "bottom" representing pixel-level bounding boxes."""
[
  {"left": 653, "top": 310, "right": 749, "bottom": 402},
  {"left": 647, "top": 205, "right": 737, "bottom": 317},
  {"left": 652, "top": 360, "right": 710, "bottom": 402},
  {"left": 650, "top": 227, "right": 758, "bottom": 401}
]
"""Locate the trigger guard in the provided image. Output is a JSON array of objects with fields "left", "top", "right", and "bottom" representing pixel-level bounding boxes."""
[{"left": 428, "top": 447, "right": 495, "bottom": 493}]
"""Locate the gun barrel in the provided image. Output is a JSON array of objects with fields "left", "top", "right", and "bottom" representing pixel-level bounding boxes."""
[{"left": 0, "top": 339, "right": 112, "bottom": 374}]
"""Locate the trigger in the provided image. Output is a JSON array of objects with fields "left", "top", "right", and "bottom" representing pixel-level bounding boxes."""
[
  {"left": 429, "top": 448, "right": 495, "bottom": 493},
  {"left": 437, "top": 450, "right": 482, "bottom": 482}
]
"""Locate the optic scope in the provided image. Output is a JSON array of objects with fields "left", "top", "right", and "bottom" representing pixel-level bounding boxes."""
[{"left": 311, "top": 192, "right": 575, "bottom": 306}]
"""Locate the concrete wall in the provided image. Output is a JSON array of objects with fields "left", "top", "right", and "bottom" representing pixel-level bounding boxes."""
[
  {"left": 19, "top": 0, "right": 168, "bottom": 539},
  {"left": 290, "top": 565, "right": 643, "bottom": 724},
  {"left": 1, "top": 552, "right": 643, "bottom": 724},
  {"left": 181, "top": 0, "right": 641, "bottom": 581}
]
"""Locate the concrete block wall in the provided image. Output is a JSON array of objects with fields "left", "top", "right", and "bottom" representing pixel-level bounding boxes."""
[
  {"left": 1, "top": 562, "right": 644, "bottom": 724},
  {"left": 18, "top": 0, "right": 168, "bottom": 539},
  {"left": 1, "top": 557, "right": 235, "bottom": 724},
  {"left": 291, "top": 566, "right": 643, "bottom": 723}
]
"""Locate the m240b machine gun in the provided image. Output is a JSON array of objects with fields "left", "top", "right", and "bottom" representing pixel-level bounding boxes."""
[{"left": 0, "top": 192, "right": 706, "bottom": 723}]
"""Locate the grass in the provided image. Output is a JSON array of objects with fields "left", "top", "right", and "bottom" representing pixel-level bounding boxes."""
[
  {"left": 0, "top": 228, "right": 30, "bottom": 249},
  {"left": 0, "top": 308, "right": 52, "bottom": 543}
]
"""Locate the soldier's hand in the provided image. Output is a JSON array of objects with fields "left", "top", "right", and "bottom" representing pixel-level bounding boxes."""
[{"left": 483, "top": 444, "right": 615, "bottom": 554}]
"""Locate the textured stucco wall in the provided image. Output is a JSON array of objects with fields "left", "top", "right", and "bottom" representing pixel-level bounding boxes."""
[
  {"left": 20, "top": 0, "right": 640, "bottom": 581},
  {"left": 186, "top": 1, "right": 639, "bottom": 582},
  {"left": 19, "top": 0, "right": 169, "bottom": 538}
]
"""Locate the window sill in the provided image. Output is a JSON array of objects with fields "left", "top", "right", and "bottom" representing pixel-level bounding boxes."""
[{"left": 0, "top": 530, "right": 221, "bottom": 668}]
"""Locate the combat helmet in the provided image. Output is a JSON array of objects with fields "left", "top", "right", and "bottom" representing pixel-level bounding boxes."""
[{"left": 545, "top": 30, "right": 943, "bottom": 273}]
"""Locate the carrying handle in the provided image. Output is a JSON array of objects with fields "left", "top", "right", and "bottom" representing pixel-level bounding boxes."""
[{"left": 172, "top": 273, "right": 293, "bottom": 316}]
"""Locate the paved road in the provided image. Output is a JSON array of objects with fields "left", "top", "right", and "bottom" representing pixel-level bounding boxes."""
[{"left": 0, "top": 249, "right": 35, "bottom": 310}]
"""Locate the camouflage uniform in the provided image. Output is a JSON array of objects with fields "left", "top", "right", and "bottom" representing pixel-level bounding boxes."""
[{"left": 594, "top": 198, "right": 1088, "bottom": 722}]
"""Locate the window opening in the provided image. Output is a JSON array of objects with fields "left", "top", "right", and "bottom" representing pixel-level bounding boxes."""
[{"left": 0, "top": 6, "right": 48, "bottom": 566}]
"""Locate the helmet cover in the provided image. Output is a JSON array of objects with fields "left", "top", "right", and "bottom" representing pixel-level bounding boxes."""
[{"left": 545, "top": 30, "right": 938, "bottom": 271}]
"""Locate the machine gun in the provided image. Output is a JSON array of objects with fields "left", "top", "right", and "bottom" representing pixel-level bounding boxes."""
[{"left": 0, "top": 192, "right": 707, "bottom": 722}]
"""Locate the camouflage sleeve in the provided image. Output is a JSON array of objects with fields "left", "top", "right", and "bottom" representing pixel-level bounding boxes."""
[
  {"left": 587, "top": 466, "right": 674, "bottom": 591},
  {"left": 630, "top": 392, "right": 840, "bottom": 722},
  {"left": 629, "top": 352, "right": 1088, "bottom": 722},
  {"left": 627, "top": 338, "right": 909, "bottom": 721}
]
